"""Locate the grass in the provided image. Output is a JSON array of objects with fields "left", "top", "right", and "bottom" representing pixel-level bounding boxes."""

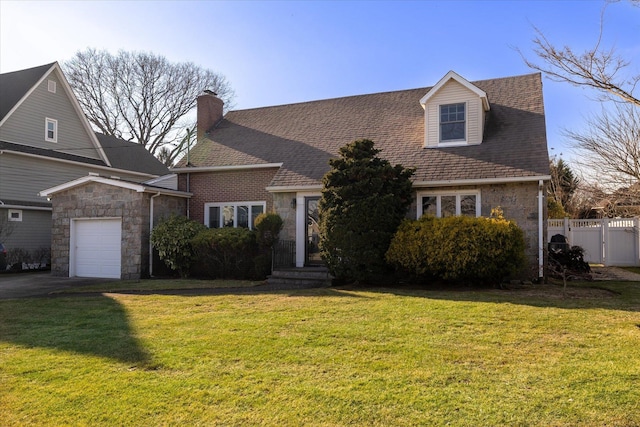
[
  {"left": 622, "top": 266, "right": 640, "bottom": 275},
  {"left": 1, "top": 280, "right": 639, "bottom": 426},
  {"left": 52, "top": 278, "right": 263, "bottom": 294}
]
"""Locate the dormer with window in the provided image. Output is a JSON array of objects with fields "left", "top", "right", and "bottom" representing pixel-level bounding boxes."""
[{"left": 420, "top": 71, "right": 490, "bottom": 148}]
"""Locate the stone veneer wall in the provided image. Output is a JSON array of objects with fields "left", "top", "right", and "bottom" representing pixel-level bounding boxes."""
[
  {"left": 50, "top": 182, "right": 186, "bottom": 280},
  {"left": 272, "top": 192, "right": 297, "bottom": 241}
]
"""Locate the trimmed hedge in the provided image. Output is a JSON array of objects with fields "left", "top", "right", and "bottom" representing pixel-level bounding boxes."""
[
  {"left": 191, "top": 227, "right": 259, "bottom": 280},
  {"left": 386, "top": 215, "right": 526, "bottom": 285}
]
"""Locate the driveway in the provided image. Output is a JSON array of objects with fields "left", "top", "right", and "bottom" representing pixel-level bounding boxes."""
[{"left": 0, "top": 272, "right": 116, "bottom": 299}]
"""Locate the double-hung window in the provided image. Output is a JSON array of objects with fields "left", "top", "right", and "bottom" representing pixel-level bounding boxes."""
[
  {"left": 440, "top": 103, "right": 465, "bottom": 142},
  {"left": 418, "top": 190, "right": 480, "bottom": 218},
  {"left": 204, "top": 202, "right": 266, "bottom": 230},
  {"left": 45, "top": 118, "right": 58, "bottom": 142}
]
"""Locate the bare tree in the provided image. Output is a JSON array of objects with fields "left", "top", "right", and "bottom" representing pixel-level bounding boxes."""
[
  {"left": 64, "top": 49, "right": 235, "bottom": 164},
  {"left": 521, "top": 1, "right": 639, "bottom": 217},
  {"left": 567, "top": 103, "right": 640, "bottom": 189},
  {"left": 521, "top": 2, "right": 639, "bottom": 107}
]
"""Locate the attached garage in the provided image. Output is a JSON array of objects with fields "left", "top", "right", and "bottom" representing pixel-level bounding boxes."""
[
  {"left": 40, "top": 175, "right": 190, "bottom": 280},
  {"left": 72, "top": 218, "right": 122, "bottom": 278}
]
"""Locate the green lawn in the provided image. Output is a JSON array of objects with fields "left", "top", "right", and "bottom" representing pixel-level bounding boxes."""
[{"left": 1, "top": 280, "right": 639, "bottom": 426}]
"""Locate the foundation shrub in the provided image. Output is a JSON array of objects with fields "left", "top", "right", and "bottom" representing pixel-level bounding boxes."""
[
  {"left": 386, "top": 215, "right": 526, "bottom": 285},
  {"left": 253, "top": 213, "right": 284, "bottom": 278},
  {"left": 151, "top": 215, "right": 206, "bottom": 278},
  {"left": 191, "top": 227, "right": 259, "bottom": 279}
]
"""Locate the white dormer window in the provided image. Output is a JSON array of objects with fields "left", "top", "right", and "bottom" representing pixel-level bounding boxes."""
[
  {"left": 45, "top": 118, "right": 58, "bottom": 142},
  {"left": 440, "top": 103, "right": 465, "bottom": 142},
  {"left": 421, "top": 71, "right": 490, "bottom": 148},
  {"left": 48, "top": 80, "right": 56, "bottom": 93}
]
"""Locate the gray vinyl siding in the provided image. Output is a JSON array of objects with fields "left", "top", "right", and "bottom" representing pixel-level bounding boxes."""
[
  {"left": 0, "top": 152, "right": 152, "bottom": 205},
  {"left": 0, "top": 70, "right": 103, "bottom": 161},
  {"left": 1, "top": 208, "right": 52, "bottom": 255}
]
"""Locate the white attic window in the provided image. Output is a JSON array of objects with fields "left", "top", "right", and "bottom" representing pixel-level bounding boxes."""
[
  {"left": 45, "top": 118, "right": 58, "bottom": 142},
  {"left": 48, "top": 80, "right": 56, "bottom": 93},
  {"left": 420, "top": 71, "right": 490, "bottom": 148}
]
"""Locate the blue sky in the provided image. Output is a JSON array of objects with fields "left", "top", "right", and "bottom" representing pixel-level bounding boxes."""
[{"left": 1, "top": 0, "right": 638, "bottom": 159}]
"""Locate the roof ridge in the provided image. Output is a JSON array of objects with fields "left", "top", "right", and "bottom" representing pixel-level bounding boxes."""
[{"left": 227, "top": 72, "right": 542, "bottom": 114}]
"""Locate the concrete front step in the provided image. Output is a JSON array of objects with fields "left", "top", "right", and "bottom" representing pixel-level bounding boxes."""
[{"left": 267, "top": 267, "right": 332, "bottom": 288}]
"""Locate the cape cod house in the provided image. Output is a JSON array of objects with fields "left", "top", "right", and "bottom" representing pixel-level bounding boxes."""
[{"left": 173, "top": 71, "right": 551, "bottom": 279}]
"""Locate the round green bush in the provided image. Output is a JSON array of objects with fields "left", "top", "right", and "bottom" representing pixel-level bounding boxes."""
[
  {"left": 386, "top": 215, "right": 526, "bottom": 285},
  {"left": 151, "top": 215, "right": 206, "bottom": 278},
  {"left": 254, "top": 213, "right": 283, "bottom": 248}
]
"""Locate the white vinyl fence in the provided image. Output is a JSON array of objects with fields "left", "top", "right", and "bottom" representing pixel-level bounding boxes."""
[{"left": 548, "top": 218, "right": 640, "bottom": 266}]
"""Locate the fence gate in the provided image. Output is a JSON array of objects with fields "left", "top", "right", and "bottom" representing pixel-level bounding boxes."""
[{"left": 548, "top": 218, "right": 640, "bottom": 266}]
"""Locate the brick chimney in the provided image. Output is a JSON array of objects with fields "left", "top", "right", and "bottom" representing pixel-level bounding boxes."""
[{"left": 197, "top": 91, "right": 224, "bottom": 141}]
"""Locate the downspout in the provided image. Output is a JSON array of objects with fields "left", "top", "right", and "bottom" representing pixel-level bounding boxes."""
[
  {"left": 149, "top": 192, "right": 161, "bottom": 277},
  {"left": 538, "top": 180, "right": 544, "bottom": 279},
  {"left": 186, "top": 173, "right": 190, "bottom": 219}
]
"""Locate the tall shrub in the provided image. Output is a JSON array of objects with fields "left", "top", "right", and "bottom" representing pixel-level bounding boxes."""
[
  {"left": 150, "top": 215, "right": 206, "bottom": 278},
  {"left": 253, "top": 213, "right": 284, "bottom": 277},
  {"left": 386, "top": 215, "right": 526, "bottom": 285},
  {"left": 319, "top": 139, "right": 415, "bottom": 283}
]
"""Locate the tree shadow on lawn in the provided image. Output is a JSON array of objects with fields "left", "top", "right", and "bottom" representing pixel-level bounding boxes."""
[
  {"left": 336, "top": 281, "right": 640, "bottom": 313},
  {"left": 0, "top": 295, "right": 151, "bottom": 365}
]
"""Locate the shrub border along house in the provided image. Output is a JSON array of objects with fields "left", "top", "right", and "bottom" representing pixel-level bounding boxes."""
[{"left": 387, "top": 213, "right": 526, "bottom": 285}]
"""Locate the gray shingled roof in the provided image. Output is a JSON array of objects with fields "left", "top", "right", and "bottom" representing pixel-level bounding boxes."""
[
  {"left": 183, "top": 73, "right": 549, "bottom": 188},
  {"left": 95, "top": 133, "right": 169, "bottom": 176},
  {"left": 0, "top": 63, "right": 56, "bottom": 121}
]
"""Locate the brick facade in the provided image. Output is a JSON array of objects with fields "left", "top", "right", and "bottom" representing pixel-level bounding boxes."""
[
  {"left": 50, "top": 182, "right": 186, "bottom": 279},
  {"left": 178, "top": 168, "right": 278, "bottom": 225}
]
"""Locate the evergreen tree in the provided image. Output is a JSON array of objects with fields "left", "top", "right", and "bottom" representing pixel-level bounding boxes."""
[{"left": 319, "top": 139, "right": 414, "bottom": 283}]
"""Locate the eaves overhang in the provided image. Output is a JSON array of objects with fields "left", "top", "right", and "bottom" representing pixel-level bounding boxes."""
[
  {"left": 413, "top": 175, "right": 551, "bottom": 188},
  {"left": 39, "top": 175, "right": 193, "bottom": 199},
  {"left": 171, "top": 163, "right": 283, "bottom": 173}
]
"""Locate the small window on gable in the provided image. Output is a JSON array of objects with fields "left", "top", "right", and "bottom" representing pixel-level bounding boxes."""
[
  {"left": 45, "top": 118, "right": 57, "bottom": 142},
  {"left": 440, "top": 103, "right": 465, "bottom": 142},
  {"left": 8, "top": 209, "right": 22, "bottom": 222},
  {"left": 48, "top": 80, "right": 56, "bottom": 93}
]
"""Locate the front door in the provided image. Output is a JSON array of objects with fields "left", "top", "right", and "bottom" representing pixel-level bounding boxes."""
[{"left": 305, "top": 197, "right": 323, "bottom": 266}]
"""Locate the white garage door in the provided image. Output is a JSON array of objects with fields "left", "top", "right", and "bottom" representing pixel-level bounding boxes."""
[{"left": 74, "top": 219, "right": 122, "bottom": 278}]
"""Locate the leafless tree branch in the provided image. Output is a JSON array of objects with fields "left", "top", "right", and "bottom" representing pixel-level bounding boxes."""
[{"left": 64, "top": 49, "right": 235, "bottom": 161}]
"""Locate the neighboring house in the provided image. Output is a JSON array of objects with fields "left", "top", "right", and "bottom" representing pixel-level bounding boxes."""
[
  {"left": 173, "top": 71, "right": 551, "bottom": 279},
  {"left": 0, "top": 62, "right": 170, "bottom": 260}
]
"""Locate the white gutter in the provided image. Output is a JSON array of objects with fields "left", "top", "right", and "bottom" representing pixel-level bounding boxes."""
[
  {"left": 267, "top": 184, "right": 323, "bottom": 193},
  {"left": 538, "top": 179, "right": 544, "bottom": 279},
  {"left": 149, "top": 192, "right": 161, "bottom": 277},
  {"left": 265, "top": 176, "right": 552, "bottom": 193},
  {"left": 171, "top": 163, "right": 283, "bottom": 173},
  {"left": 413, "top": 175, "right": 551, "bottom": 187},
  {"left": 0, "top": 204, "right": 52, "bottom": 211}
]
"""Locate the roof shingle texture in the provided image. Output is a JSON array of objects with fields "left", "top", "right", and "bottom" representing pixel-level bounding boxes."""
[{"left": 183, "top": 73, "right": 549, "bottom": 188}]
